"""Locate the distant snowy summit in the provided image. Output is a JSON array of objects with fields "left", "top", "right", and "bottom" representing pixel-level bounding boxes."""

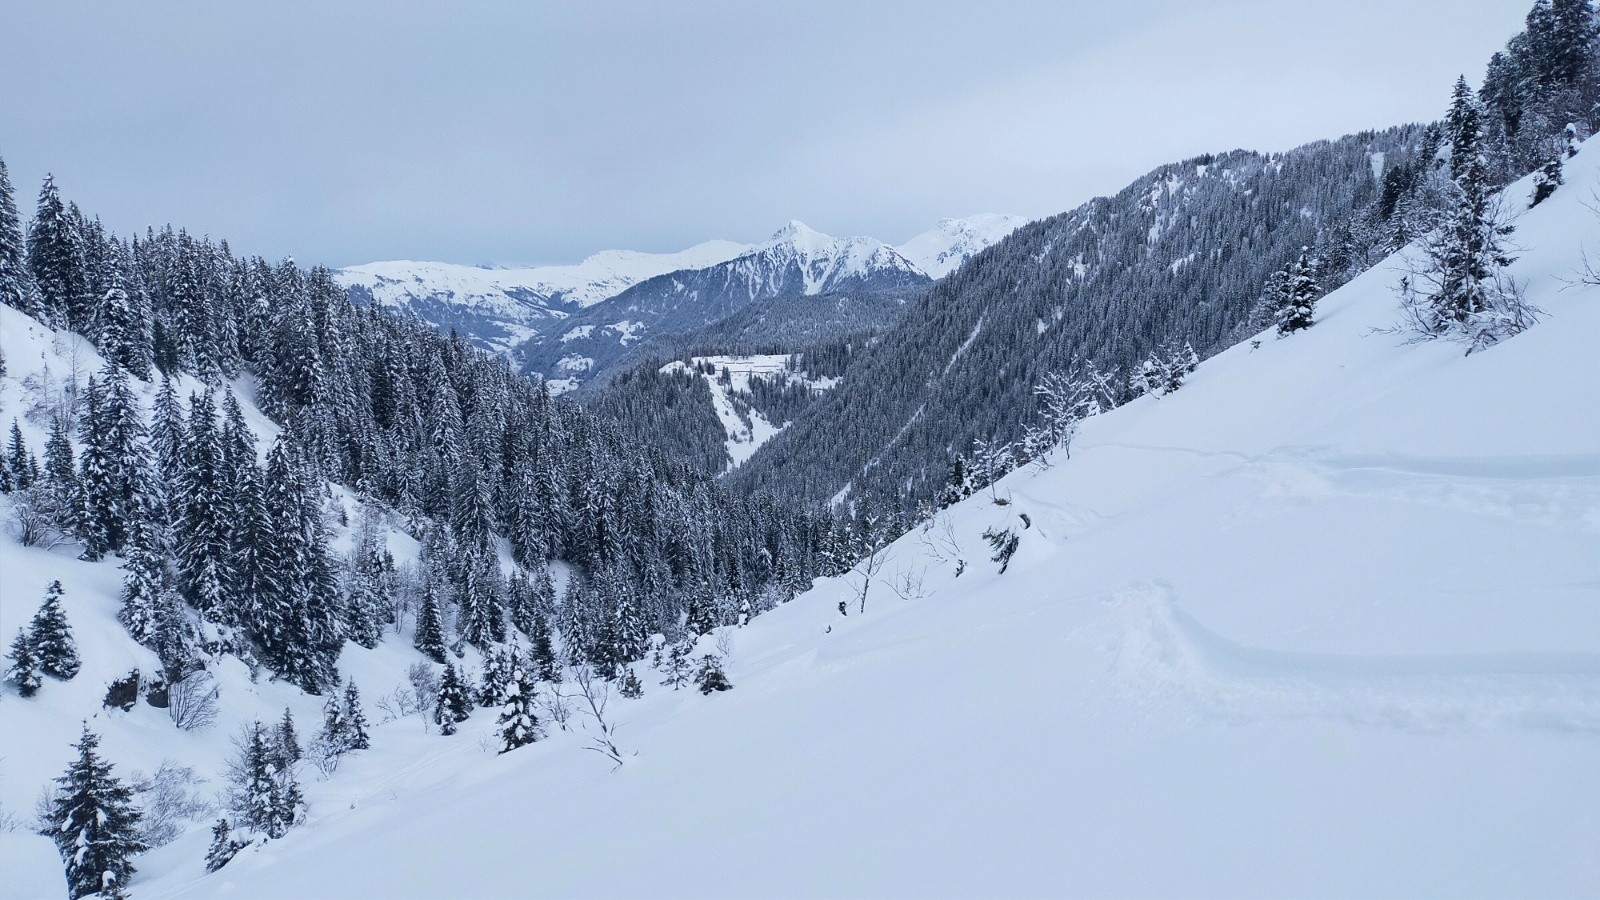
[
  {"left": 336, "top": 215, "right": 1027, "bottom": 356},
  {"left": 896, "top": 213, "right": 1030, "bottom": 278}
]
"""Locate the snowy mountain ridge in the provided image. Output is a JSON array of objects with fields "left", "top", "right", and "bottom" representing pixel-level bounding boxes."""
[{"left": 337, "top": 216, "right": 1025, "bottom": 357}]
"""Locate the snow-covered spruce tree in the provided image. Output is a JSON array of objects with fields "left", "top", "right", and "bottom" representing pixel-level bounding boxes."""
[
  {"left": 658, "top": 639, "right": 693, "bottom": 691},
  {"left": 412, "top": 580, "right": 447, "bottom": 663},
  {"left": 97, "top": 246, "right": 153, "bottom": 381},
  {"left": 27, "top": 174, "right": 92, "bottom": 331},
  {"left": 341, "top": 680, "right": 370, "bottom": 751},
  {"left": 496, "top": 659, "right": 539, "bottom": 753},
  {"left": 43, "top": 415, "right": 82, "bottom": 537},
  {"left": 478, "top": 645, "right": 514, "bottom": 707},
  {"left": 618, "top": 667, "right": 644, "bottom": 699},
  {"left": 434, "top": 662, "right": 473, "bottom": 735},
  {"left": 343, "top": 532, "right": 390, "bottom": 650},
  {"left": 252, "top": 435, "right": 342, "bottom": 693},
  {"left": 117, "top": 514, "right": 167, "bottom": 644},
  {"left": 1531, "top": 151, "right": 1564, "bottom": 205},
  {"left": 78, "top": 362, "right": 151, "bottom": 559},
  {"left": 527, "top": 610, "right": 560, "bottom": 683},
  {"left": 175, "top": 389, "right": 230, "bottom": 617},
  {"left": 5, "top": 627, "right": 42, "bottom": 697},
  {"left": 31, "top": 580, "right": 81, "bottom": 680},
  {"left": 1275, "top": 248, "right": 1319, "bottom": 335},
  {"left": 1401, "top": 77, "right": 1529, "bottom": 351},
  {"left": 274, "top": 708, "right": 302, "bottom": 770},
  {"left": 694, "top": 654, "right": 732, "bottom": 694},
  {"left": 149, "top": 587, "right": 198, "bottom": 682},
  {"left": 47, "top": 726, "right": 147, "bottom": 900},
  {"left": 227, "top": 722, "right": 298, "bottom": 841},
  {"left": 6, "top": 419, "right": 37, "bottom": 490},
  {"left": 204, "top": 817, "right": 244, "bottom": 873},
  {"left": 0, "top": 155, "right": 38, "bottom": 318}
]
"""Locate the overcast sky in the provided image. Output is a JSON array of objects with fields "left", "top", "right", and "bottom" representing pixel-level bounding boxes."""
[{"left": 0, "top": 1, "right": 1529, "bottom": 268}]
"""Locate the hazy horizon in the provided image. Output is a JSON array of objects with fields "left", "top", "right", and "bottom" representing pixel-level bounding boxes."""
[{"left": 0, "top": 1, "right": 1530, "bottom": 267}]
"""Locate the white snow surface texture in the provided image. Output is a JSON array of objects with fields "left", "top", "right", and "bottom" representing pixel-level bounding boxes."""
[{"left": 2, "top": 149, "right": 1599, "bottom": 898}]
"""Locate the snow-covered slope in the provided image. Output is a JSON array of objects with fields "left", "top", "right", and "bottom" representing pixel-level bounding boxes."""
[
  {"left": 122, "top": 146, "right": 1600, "bottom": 898},
  {"left": 658, "top": 354, "right": 842, "bottom": 471},
  {"left": 894, "top": 213, "right": 1029, "bottom": 278},
  {"left": 335, "top": 241, "right": 749, "bottom": 353},
  {"left": 518, "top": 222, "right": 931, "bottom": 388}
]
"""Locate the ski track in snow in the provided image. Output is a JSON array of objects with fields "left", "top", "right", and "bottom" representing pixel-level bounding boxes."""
[{"left": 1110, "top": 584, "right": 1600, "bottom": 734}]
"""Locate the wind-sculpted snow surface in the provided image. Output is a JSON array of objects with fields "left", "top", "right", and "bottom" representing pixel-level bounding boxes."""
[{"left": 124, "top": 141, "right": 1600, "bottom": 899}]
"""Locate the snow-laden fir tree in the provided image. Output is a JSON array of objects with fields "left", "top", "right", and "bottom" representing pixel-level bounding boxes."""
[
  {"left": 341, "top": 680, "right": 371, "bottom": 751},
  {"left": 27, "top": 174, "right": 91, "bottom": 331},
  {"left": 413, "top": 580, "right": 447, "bottom": 663},
  {"left": 204, "top": 818, "right": 244, "bottom": 873},
  {"left": 1402, "top": 77, "right": 1529, "bottom": 350},
  {"left": 31, "top": 580, "right": 81, "bottom": 680},
  {"left": 434, "top": 661, "right": 473, "bottom": 735},
  {"left": 694, "top": 653, "right": 732, "bottom": 694},
  {"left": 527, "top": 609, "right": 560, "bottom": 683},
  {"left": 496, "top": 659, "right": 539, "bottom": 753},
  {"left": 97, "top": 248, "right": 153, "bottom": 380},
  {"left": 47, "top": 726, "right": 146, "bottom": 900},
  {"left": 43, "top": 415, "right": 82, "bottom": 535},
  {"left": 659, "top": 639, "right": 693, "bottom": 691},
  {"left": 618, "top": 667, "right": 644, "bottom": 699},
  {"left": 478, "top": 645, "right": 515, "bottom": 707},
  {"left": 1274, "top": 248, "right": 1319, "bottom": 334},
  {"left": 116, "top": 514, "right": 167, "bottom": 643},
  {"left": 175, "top": 390, "right": 229, "bottom": 616},
  {"left": 78, "top": 361, "right": 151, "bottom": 559},
  {"left": 5, "top": 419, "right": 37, "bottom": 490},
  {"left": 0, "top": 155, "right": 38, "bottom": 317},
  {"left": 274, "top": 708, "right": 302, "bottom": 770},
  {"left": 228, "top": 721, "right": 299, "bottom": 840},
  {"left": 5, "top": 627, "right": 42, "bottom": 697}
]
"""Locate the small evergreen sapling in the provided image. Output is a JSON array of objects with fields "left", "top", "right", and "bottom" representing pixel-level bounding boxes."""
[
  {"left": 618, "top": 667, "right": 644, "bottom": 699},
  {"left": 5, "top": 627, "right": 42, "bottom": 697},
  {"left": 434, "top": 662, "right": 473, "bottom": 735},
  {"left": 204, "top": 817, "right": 244, "bottom": 873},
  {"left": 694, "top": 654, "right": 732, "bottom": 695},
  {"left": 496, "top": 661, "right": 539, "bottom": 753},
  {"left": 31, "top": 580, "right": 81, "bottom": 680}
]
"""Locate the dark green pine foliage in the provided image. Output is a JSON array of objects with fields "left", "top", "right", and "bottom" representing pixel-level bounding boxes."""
[
  {"left": 274, "top": 708, "right": 302, "bottom": 769},
  {"left": 47, "top": 726, "right": 146, "bottom": 900},
  {"left": 618, "top": 667, "right": 644, "bottom": 699},
  {"left": 434, "top": 662, "right": 473, "bottom": 736},
  {"left": 694, "top": 653, "right": 733, "bottom": 694},
  {"left": 496, "top": 659, "right": 539, "bottom": 753},
  {"left": 43, "top": 415, "right": 81, "bottom": 536},
  {"left": 78, "top": 362, "right": 150, "bottom": 559},
  {"left": 6, "top": 419, "right": 37, "bottom": 489},
  {"left": 97, "top": 246, "right": 154, "bottom": 380},
  {"left": 176, "top": 390, "right": 230, "bottom": 617},
  {"left": 344, "top": 533, "right": 390, "bottom": 649},
  {"left": 31, "top": 580, "right": 81, "bottom": 680},
  {"left": 0, "top": 155, "right": 38, "bottom": 317},
  {"left": 147, "top": 378, "right": 185, "bottom": 525},
  {"left": 233, "top": 722, "right": 296, "bottom": 839},
  {"left": 27, "top": 174, "right": 91, "bottom": 331},
  {"left": 204, "top": 818, "right": 243, "bottom": 873},
  {"left": 254, "top": 437, "right": 342, "bottom": 693},
  {"left": 477, "top": 645, "right": 514, "bottom": 707},
  {"left": 412, "top": 581, "right": 447, "bottom": 663},
  {"left": 1275, "top": 249, "right": 1319, "bottom": 335},
  {"left": 149, "top": 588, "right": 198, "bottom": 681},
  {"left": 5, "top": 627, "right": 42, "bottom": 697},
  {"left": 1412, "top": 78, "right": 1522, "bottom": 347},
  {"left": 527, "top": 610, "right": 560, "bottom": 684},
  {"left": 116, "top": 514, "right": 167, "bottom": 644},
  {"left": 342, "top": 680, "right": 371, "bottom": 750}
]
